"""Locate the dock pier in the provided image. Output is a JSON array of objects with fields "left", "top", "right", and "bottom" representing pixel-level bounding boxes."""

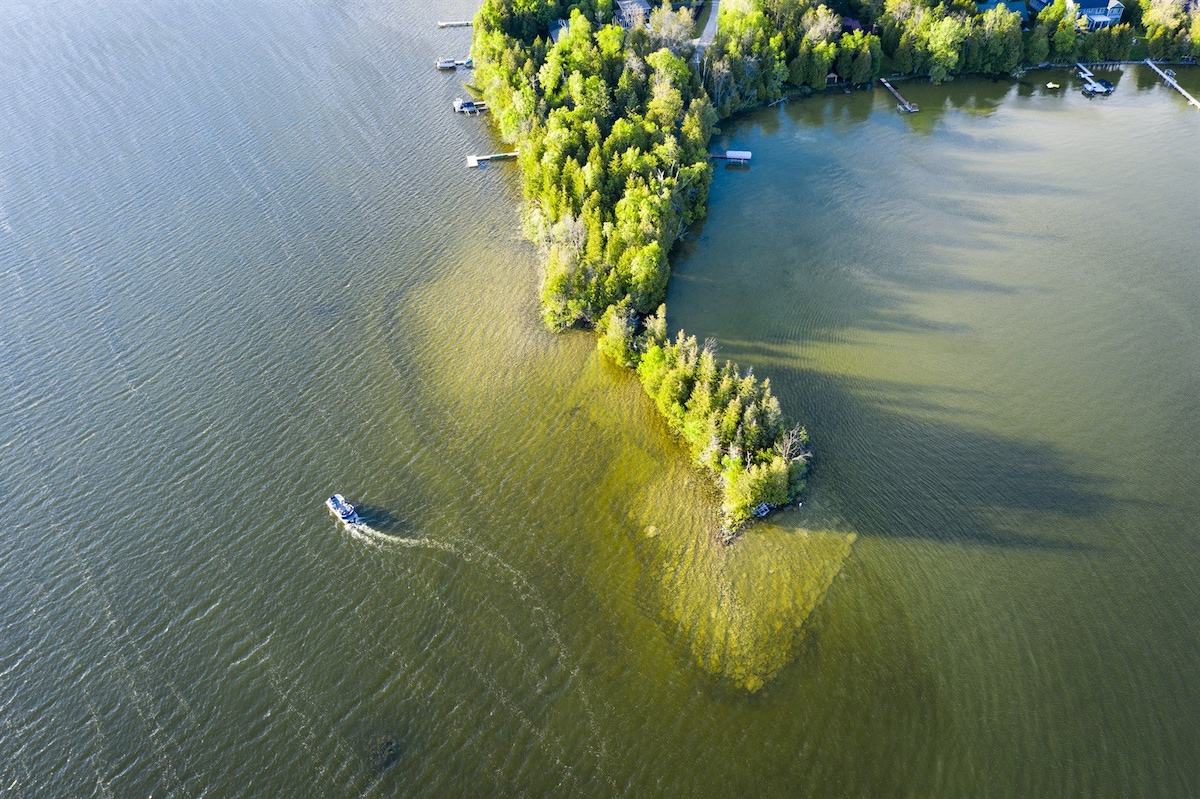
[
  {"left": 879, "top": 78, "right": 919, "bottom": 112},
  {"left": 1144, "top": 59, "right": 1200, "bottom": 109},
  {"left": 1075, "top": 63, "right": 1114, "bottom": 96},
  {"left": 467, "top": 152, "right": 518, "bottom": 168},
  {"left": 709, "top": 149, "right": 752, "bottom": 164},
  {"left": 453, "top": 97, "right": 488, "bottom": 114}
]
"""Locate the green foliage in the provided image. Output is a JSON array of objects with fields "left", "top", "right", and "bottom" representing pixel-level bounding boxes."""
[
  {"left": 475, "top": 2, "right": 713, "bottom": 331},
  {"left": 630, "top": 322, "right": 812, "bottom": 528},
  {"left": 473, "top": 0, "right": 828, "bottom": 531},
  {"left": 597, "top": 298, "right": 640, "bottom": 367},
  {"left": 1140, "top": 0, "right": 1199, "bottom": 59},
  {"left": 1025, "top": 23, "right": 1052, "bottom": 64},
  {"left": 704, "top": 0, "right": 883, "bottom": 109},
  {"left": 875, "top": 0, "right": 1157, "bottom": 79}
]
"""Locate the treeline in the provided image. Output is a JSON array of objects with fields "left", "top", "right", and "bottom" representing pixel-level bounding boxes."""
[
  {"left": 696, "top": 0, "right": 1018, "bottom": 98},
  {"left": 474, "top": 4, "right": 715, "bottom": 329},
  {"left": 1138, "top": 0, "right": 1200, "bottom": 60},
  {"left": 870, "top": 0, "right": 1198, "bottom": 82},
  {"left": 1022, "top": 0, "right": 1133, "bottom": 65},
  {"left": 699, "top": 0, "right": 885, "bottom": 116},
  {"left": 472, "top": 0, "right": 815, "bottom": 529},
  {"left": 879, "top": 1, "right": 1027, "bottom": 80}
]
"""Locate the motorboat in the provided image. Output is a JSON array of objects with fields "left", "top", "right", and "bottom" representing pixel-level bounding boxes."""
[
  {"left": 326, "top": 494, "right": 361, "bottom": 525},
  {"left": 1046, "top": 82, "right": 1060, "bottom": 89},
  {"left": 435, "top": 57, "right": 457, "bottom": 70}
]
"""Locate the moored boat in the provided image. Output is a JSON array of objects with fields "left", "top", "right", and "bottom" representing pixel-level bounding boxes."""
[
  {"left": 435, "top": 57, "right": 457, "bottom": 70},
  {"left": 326, "top": 493, "right": 360, "bottom": 525}
]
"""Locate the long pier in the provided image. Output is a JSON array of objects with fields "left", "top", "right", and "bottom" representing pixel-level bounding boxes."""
[
  {"left": 879, "top": 78, "right": 918, "bottom": 112},
  {"left": 1144, "top": 59, "right": 1200, "bottom": 109}
]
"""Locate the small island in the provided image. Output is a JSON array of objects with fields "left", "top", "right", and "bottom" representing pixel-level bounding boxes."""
[{"left": 471, "top": 0, "right": 1199, "bottom": 533}]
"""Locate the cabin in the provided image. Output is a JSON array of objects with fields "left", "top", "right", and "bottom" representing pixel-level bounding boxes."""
[{"left": 615, "top": 0, "right": 651, "bottom": 29}]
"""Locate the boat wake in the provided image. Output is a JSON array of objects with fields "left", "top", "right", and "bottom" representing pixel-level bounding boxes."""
[{"left": 342, "top": 522, "right": 456, "bottom": 554}]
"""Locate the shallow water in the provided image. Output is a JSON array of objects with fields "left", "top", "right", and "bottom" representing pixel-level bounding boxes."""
[{"left": 2, "top": 0, "right": 1199, "bottom": 794}]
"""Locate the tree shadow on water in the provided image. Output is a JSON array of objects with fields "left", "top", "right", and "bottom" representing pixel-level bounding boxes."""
[
  {"left": 735, "top": 354, "right": 1109, "bottom": 553},
  {"left": 677, "top": 231, "right": 1113, "bottom": 554}
]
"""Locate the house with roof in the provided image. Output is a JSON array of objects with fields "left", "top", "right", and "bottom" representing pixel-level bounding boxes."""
[
  {"left": 1072, "top": 0, "right": 1124, "bottom": 28},
  {"left": 1027, "top": 0, "right": 1124, "bottom": 27},
  {"left": 615, "top": 0, "right": 652, "bottom": 29}
]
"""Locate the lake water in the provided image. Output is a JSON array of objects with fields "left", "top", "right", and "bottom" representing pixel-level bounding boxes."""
[{"left": 2, "top": 1, "right": 1198, "bottom": 795}]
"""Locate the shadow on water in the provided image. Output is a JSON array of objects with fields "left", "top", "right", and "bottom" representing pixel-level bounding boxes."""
[
  {"left": 697, "top": 277, "right": 1112, "bottom": 555},
  {"left": 808, "top": 372, "right": 1108, "bottom": 552}
]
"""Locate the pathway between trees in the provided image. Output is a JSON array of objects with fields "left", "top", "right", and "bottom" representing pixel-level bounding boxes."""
[
  {"left": 691, "top": 0, "right": 720, "bottom": 63},
  {"left": 698, "top": 0, "right": 720, "bottom": 46}
]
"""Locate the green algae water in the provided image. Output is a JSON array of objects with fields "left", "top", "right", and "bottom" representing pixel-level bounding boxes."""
[{"left": 2, "top": 0, "right": 1199, "bottom": 794}]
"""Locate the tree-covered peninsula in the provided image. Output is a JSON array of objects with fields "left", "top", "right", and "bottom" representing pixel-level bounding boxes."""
[{"left": 472, "top": 0, "right": 828, "bottom": 531}]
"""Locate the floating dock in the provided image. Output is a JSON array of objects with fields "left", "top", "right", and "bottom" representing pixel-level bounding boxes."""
[
  {"left": 1144, "top": 59, "right": 1200, "bottom": 109},
  {"left": 437, "top": 20, "right": 472, "bottom": 27},
  {"left": 710, "top": 149, "right": 752, "bottom": 164},
  {"left": 879, "top": 78, "right": 918, "bottom": 112},
  {"left": 467, "top": 152, "right": 517, "bottom": 168}
]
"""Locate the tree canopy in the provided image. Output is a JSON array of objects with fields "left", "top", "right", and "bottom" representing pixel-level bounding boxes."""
[{"left": 473, "top": 0, "right": 822, "bottom": 529}]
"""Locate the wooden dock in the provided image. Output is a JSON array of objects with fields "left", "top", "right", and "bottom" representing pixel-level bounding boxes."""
[
  {"left": 879, "top": 78, "right": 918, "bottom": 112},
  {"left": 1144, "top": 59, "right": 1200, "bottom": 109},
  {"left": 437, "top": 20, "right": 472, "bottom": 28},
  {"left": 467, "top": 152, "right": 517, "bottom": 168}
]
